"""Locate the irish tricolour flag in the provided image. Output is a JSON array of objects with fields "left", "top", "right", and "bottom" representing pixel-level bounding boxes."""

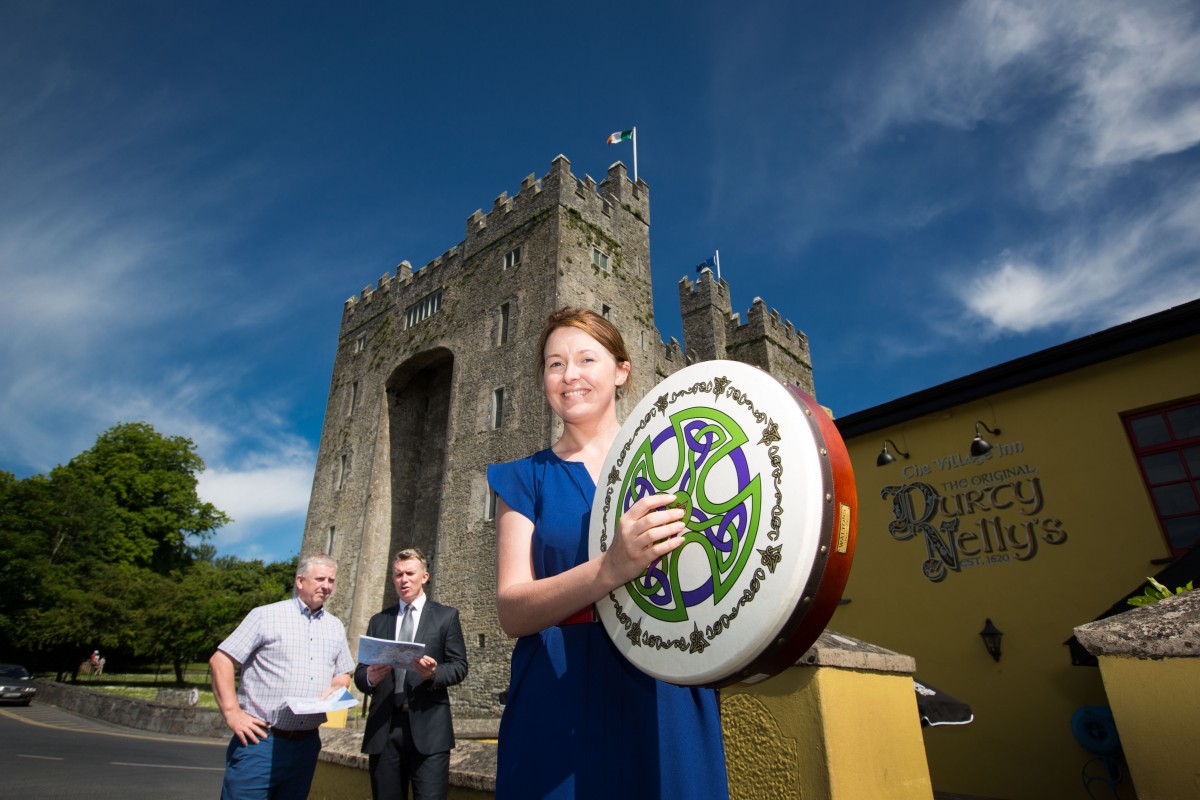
[
  {"left": 605, "top": 127, "right": 638, "bottom": 181},
  {"left": 606, "top": 129, "right": 633, "bottom": 145}
]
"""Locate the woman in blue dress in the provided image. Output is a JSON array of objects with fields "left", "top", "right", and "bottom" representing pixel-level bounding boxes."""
[{"left": 487, "top": 308, "right": 729, "bottom": 800}]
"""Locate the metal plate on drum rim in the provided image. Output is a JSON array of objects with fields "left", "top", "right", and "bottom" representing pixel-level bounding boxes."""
[{"left": 588, "top": 360, "right": 856, "bottom": 687}]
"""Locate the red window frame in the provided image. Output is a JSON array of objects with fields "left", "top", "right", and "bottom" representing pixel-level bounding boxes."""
[{"left": 1123, "top": 397, "right": 1200, "bottom": 556}]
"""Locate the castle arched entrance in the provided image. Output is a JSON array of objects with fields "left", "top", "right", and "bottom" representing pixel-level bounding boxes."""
[{"left": 384, "top": 348, "right": 453, "bottom": 608}]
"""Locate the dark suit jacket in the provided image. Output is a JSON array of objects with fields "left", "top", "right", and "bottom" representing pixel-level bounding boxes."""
[{"left": 354, "top": 599, "right": 468, "bottom": 756}]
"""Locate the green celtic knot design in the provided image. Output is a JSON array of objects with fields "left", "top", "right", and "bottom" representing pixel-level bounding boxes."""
[{"left": 619, "top": 407, "right": 762, "bottom": 623}]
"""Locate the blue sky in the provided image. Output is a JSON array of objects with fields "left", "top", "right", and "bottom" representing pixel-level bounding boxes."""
[{"left": 3, "top": 1, "right": 1198, "bottom": 563}]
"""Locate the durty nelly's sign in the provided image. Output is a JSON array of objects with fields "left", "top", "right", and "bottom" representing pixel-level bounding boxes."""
[{"left": 880, "top": 446, "right": 1067, "bottom": 582}]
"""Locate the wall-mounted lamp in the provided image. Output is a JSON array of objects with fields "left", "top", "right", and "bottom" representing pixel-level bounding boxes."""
[
  {"left": 979, "top": 618, "right": 1003, "bottom": 662},
  {"left": 876, "top": 438, "right": 910, "bottom": 467},
  {"left": 970, "top": 421, "right": 1002, "bottom": 457}
]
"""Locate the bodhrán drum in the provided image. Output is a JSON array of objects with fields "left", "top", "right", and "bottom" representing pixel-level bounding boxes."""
[{"left": 588, "top": 360, "right": 857, "bottom": 687}]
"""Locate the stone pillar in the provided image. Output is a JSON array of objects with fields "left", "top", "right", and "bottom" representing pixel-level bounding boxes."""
[
  {"left": 1073, "top": 590, "right": 1200, "bottom": 800},
  {"left": 721, "top": 631, "right": 934, "bottom": 800}
]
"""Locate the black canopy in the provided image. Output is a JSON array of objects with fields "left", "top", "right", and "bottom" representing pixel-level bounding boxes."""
[{"left": 914, "top": 679, "right": 973, "bottom": 728}]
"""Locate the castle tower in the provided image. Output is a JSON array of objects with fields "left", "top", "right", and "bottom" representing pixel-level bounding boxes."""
[
  {"left": 678, "top": 267, "right": 731, "bottom": 363},
  {"left": 302, "top": 155, "right": 815, "bottom": 720},
  {"left": 679, "top": 271, "right": 815, "bottom": 395},
  {"left": 727, "top": 297, "right": 815, "bottom": 395}
]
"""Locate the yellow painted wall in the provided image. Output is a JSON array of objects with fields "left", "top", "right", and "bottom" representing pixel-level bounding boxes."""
[
  {"left": 723, "top": 666, "right": 933, "bottom": 799},
  {"left": 1096, "top": 656, "right": 1200, "bottom": 800},
  {"left": 832, "top": 335, "right": 1200, "bottom": 799}
]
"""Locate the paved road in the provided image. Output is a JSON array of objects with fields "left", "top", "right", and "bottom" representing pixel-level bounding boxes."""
[{"left": 0, "top": 702, "right": 227, "bottom": 799}]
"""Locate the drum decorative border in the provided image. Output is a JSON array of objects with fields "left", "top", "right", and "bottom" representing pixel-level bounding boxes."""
[{"left": 589, "top": 361, "right": 857, "bottom": 687}]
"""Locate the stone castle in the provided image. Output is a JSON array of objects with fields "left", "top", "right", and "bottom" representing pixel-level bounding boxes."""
[{"left": 300, "top": 154, "right": 814, "bottom": 717}]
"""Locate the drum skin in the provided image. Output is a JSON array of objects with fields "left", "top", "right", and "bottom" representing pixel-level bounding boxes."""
[{"left": 588, "top": 361, "right": 857, "bottom": 687}]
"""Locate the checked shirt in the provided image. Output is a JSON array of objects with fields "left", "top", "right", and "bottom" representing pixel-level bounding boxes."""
[{"left": 218, "top": 596, "right": 354, "bottom": 730}]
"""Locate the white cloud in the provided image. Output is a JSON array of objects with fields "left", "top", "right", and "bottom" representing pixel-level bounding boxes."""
[
  {"left": 956, "top": 175, "right": 1200, "bottom": 333},
  {"left": 198, "top": 452, "right": 316, "bottom": 563},
  {"left": 199, "top": 463, "right": 314, "bottom": 524},
  {"left": 961, "top": 258, "right": 1055, "bottom": 333}
]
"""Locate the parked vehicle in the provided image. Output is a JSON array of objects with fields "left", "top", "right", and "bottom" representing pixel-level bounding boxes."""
[{"left": 0, "top": 664, "right": 36, "bottom": 705}]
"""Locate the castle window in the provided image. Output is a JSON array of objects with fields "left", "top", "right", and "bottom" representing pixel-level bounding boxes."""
[
  {"left": 486, "top": 488, "right": 498, "bottom": 521},
  {"left": 337, "top": 453, "right": 349, "bottom": 491},
  {"left": 492, "top": 387, "right": 505, "bottom": 429},
  {"left": 349, "top": 381, "right": 360, "bottom": 416},
  {"left": 602, "top": 304, "right": 611, "bottom": 319},
  {"left": 354, "top": 335, "right": 366, "bottom": 353},
  {"left": 499, "top": 302, "right": 511, "bottom": 345},
  {"left": 325, "top": 526, "right": 336, "bottom": 555},
  {"left": 404, "top": 289, "right": 443, "bottom": 329},
  {"left": 1124, "top": 397, "right": 1200, "bottom": 555},
  {"left": 592, "top": 247, "right": 609, "bottom": 272},
  {"left": 504, "top": 246, "right": 522, "bottom": 270}
]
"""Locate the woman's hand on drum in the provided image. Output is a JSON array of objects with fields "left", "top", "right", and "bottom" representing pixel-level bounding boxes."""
[{"left": 600, "top": 493, "right": 687, "bottom": 588}]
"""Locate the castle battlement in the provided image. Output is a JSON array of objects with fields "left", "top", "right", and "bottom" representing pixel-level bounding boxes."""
[
  {"left": 677, "top": 267, "right": 812, "bottom": 393},
  {"left": 679, "top": 269, "right": 805, "bottom": 349},
  {"left": 678, "top": 268, "right": 730, "bottom": 312},
  {"left": 728, "top": 297, "right": 805, "bottom": 347},
  {"left": 460, "top": 155, "right": 647, "bottom": 256},
  {"left": 343, "top": 155, "right": 650, "bottom": 323},
  {"left": 661, "top": 337, "right": 683, "bottom": 365},
  {"left": 342, "top": 242, "right": 466, "bottom": 316}
]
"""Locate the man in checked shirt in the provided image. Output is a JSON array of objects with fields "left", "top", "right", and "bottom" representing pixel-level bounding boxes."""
[{"left": 210, "top": 553, "right": 355, "bottom": 800}]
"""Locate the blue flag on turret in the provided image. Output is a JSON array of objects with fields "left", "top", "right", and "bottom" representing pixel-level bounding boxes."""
[{"left": 695, "top": 256, "right": 716, "bottom": 272}]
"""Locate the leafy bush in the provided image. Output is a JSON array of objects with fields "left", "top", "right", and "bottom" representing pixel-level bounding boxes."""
[{"left": 1127, "top": 577, "right": 1194, "bottom": 607}]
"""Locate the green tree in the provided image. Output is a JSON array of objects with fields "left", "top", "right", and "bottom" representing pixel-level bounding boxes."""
[
  {"left": 0, "top": 422, "right": 234, "bottom": 673},
  {"left": 0, "top": 469, "right": 114, "bottom": 668},
  {"left": 60, "top": 422, "right": 230, "bottom": 573}
]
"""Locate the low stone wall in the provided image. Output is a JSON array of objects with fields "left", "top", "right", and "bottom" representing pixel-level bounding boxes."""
[
  {"left": 1074, "top": 591, "right": 1200, "bottom": 800},
  {"left": 32, "top": 679, "right": 228, "bottom": 739}
]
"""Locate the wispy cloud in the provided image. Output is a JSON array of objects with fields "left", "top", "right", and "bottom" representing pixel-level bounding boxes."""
[
  {"left": 953, "top": 173, "right": 1200, "bottom": 334},
  {"left": 836, "top": 0, "right": 1200, "bottom": 333},
  {"left": 0, "top": 25, "right": 322, "bottom": 563},
  {"left": 840, "top": 0, "right": 1054, "bottom": 146},
  {"left": 842, "top": 0, "right": 1200, "bottom": 170}
]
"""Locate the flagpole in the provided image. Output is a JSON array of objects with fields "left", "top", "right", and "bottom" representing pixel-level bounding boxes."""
[
  {"left": 715, "top": 249, "right": 721, "bottom": 282},
  {"left": 632, "top": 127, "right": 638, "bottom": 183}
]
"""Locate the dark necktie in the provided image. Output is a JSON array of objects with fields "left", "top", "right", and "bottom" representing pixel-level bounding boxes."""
[{"left": 394, "top": 604, "right": 415, "bottom": 705}]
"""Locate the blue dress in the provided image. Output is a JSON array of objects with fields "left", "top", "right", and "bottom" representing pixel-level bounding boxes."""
[{"left": 488, "top": 449, "right": 730, "bottom": 800}]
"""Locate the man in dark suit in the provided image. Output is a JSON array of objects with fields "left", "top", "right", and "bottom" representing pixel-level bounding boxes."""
[{"left": 354, "top": 548, "right": 468, "bottom": 800}]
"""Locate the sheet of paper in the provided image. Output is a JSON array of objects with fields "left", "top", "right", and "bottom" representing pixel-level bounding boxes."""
[
  {"left": 357, "top": 634, "right": 426, "bottom": 668},
  {"left": 285, "top": 688, "right": 359, "bottom": 716}
]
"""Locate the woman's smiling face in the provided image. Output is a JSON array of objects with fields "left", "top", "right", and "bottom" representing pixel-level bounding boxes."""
[{"left": 542, "top": 325, "right": 629, "bottom": 424}]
